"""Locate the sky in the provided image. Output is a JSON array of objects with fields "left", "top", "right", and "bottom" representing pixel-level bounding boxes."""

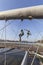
[{"left": 0, "top": 0, "right": 43, "bottom": 41}]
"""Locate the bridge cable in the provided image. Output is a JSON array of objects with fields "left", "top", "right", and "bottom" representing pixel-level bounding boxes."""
[
  {"left": 30, "top": 20, "right": 42, "bottom": 65},
  {"left": 31, "top": 46, "right": 39, "bottom": 65},
  {"left": 0, "top": 28, "right": 4, "bottom": 40},
  {"left": 0, "top": 21, "right": 13, "bottom": 32},
  {"left": 4, "top": 20, "right": 7, "bottom": 65}
]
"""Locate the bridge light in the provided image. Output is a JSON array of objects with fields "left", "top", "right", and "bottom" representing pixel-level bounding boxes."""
[{"left": 28, "top": 16, "right": 33, "bottom": 20}]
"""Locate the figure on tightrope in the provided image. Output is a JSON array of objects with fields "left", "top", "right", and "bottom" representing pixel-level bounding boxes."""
[
  {"left": 19, "top": 29, "right": 31, "bottom": 41},
  {"left": 19, "top": 29, "right": 24, "bottom": 42},
  {"left": 27, "top": 30, "right": 31, "bottom": 38}
]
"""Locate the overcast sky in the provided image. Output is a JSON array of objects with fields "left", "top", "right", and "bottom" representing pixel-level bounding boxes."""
[{"left": 0, "top": 0, "right": 43, "bottom": 41}]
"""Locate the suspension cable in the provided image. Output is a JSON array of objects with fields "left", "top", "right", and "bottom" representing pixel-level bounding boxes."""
[
  {"left": 30, "top": 36, "right": 39, "bottom": 65},
  {"left": 0, "top": 21, "right": 13, "bottom": 32},
  {"left": 4, "top": 20, "right": 7, "bottom": 65},
  {"left": 31, "top": 46, "right": 39, "bottom": 65},
  {"left": 0, "top": 21, "right": 12, "bottom": 65},
  {"left": 30, "top": 20, "right": 42, "bottom": 65},
  {"left": 0, "top": 29, "right": 4, "bottom": 39}
]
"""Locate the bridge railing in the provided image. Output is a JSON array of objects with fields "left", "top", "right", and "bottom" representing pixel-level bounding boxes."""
[{"left": 21, "top": 51, "right": 28, "bottom": 65}]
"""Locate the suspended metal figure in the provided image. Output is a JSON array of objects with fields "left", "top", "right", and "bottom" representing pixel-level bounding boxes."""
[
  {"left": 19, "top": 29, "right": 24, "bottom": 41},
  {"left": 24, "top": 29, "right": 31, "bottom": 38},
  {"left": 27, "top": 30, "right": 31, "bottom": 38}
]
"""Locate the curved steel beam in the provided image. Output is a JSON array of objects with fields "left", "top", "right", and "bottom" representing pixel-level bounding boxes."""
[{"left": 0, "top": 5, "right": 43, "bottom": 20}]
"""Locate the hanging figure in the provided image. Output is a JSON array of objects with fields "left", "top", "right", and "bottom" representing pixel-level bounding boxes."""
[
  {"left": 27, "top": 30, "right": 31, "bottom": 38},
  {"left": 19, "top": 29, "right": 24, "bottom": 42}
]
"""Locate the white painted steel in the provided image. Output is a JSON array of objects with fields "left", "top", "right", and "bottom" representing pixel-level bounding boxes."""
[
  {"left": 0, "top": 5, "right": 43, "bottom": 20},
  {"left": 21, "top": 51, "right": 28, "bottom": 65}
]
